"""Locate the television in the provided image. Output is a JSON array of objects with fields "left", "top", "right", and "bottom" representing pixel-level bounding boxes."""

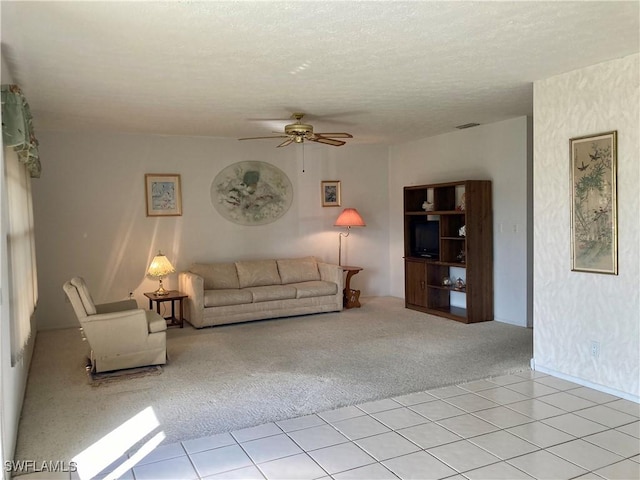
[{"left": 412, "top": 220, "right": 440, "bottom": 259}]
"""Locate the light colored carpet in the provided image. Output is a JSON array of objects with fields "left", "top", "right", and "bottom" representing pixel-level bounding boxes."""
[{"left": 15, "top": 296, "right": 532, "bottom": 464}]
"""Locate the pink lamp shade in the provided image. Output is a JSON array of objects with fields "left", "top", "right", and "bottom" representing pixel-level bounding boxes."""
[
  {"left": 334, "top": 208, "right": 366, "bottom": 227},
  {"left": 334, "top": 208, "right": 366, "bottom": 265}
]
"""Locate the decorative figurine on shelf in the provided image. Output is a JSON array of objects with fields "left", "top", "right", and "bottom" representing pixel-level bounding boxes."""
[
  {"left": 458, "top": 225, "right": 466, "bottom": 237},
  {"left": 442, "top": 276, "right": 453, "bottom": 287},
  {"left": 457, "top": 249, "right": 466, "bottom": 263},
  {"left": 422, "top": 201, "right": 434, "bottom": 212},
  {"left": 456, "top": 193, "right": 466, "bottom": 211},
  {"left": 455, "top": 278, "right": 466, "bottom": 290}
]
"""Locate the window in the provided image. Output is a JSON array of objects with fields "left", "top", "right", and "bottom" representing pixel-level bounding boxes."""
[{"left": 4, "top": 147, "right": 38, "bottom": 364}]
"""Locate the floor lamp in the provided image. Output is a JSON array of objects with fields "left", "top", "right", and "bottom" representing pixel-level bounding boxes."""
[{"left": 334, "top": 208, "right": 366, "bottom": 266}]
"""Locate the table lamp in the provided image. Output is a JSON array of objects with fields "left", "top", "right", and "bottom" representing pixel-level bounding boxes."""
[
  {"left": 147, "top": 250, "right": 175, "bottom": 296},
  {"left": 334, "top": 208, "right": 366, "bottom": 265}
]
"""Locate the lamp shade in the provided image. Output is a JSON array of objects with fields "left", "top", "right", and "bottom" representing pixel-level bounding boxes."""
[
  {"left": 334, "top": 208, "right": 366, "bottom": 227},
  {"left": 147, "top": 251, "right": 175, "bottom": 278}
]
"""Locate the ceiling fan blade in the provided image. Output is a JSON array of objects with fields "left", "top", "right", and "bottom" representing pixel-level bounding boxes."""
[
  {"left": 314, "top": 133, "right": 353, "bottom": 139},
  {"left": 276, "top": 138, "right": 294, "bottom": 148},
  {"left": 238, "top": 135, "right": 288, "bottom": 141},
  {"left": 310, "top": 136, "right": 346, "bottom": 147}
]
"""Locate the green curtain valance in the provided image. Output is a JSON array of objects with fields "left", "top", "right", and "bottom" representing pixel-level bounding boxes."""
[{"left": 1, "top": 84, "right": 41, "bottom": 178}]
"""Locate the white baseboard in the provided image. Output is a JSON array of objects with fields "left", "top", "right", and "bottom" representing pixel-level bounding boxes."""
[
  {"left": 532, "top": 360, "right": 639, "bottom": 403},
  {"left": 494, "top": 316, "right": 527, "bottom": 327}
]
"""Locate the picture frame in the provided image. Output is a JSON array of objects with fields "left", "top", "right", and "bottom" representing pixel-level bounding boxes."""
[
  {"left": 145, "top": 174, "right": 182, "bottom": 217},
  {"left": 570, "top": 131, "right": 617, "bottom": 274},
  {"left": 321, "top": 180, "right": 341, "bottom": 207},
  {"left": 211, "top": 161, "right": 292, "bottom": 225}
]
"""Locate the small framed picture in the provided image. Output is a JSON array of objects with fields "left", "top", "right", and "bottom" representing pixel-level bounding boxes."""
[
  {"left": 145, "top": 174, "right": 182, "bottom": 216},
  {"left": 321, "top": 180, "right": 341, "bottom": 207}
]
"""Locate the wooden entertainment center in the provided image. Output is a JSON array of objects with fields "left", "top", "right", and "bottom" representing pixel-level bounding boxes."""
[{"left": 404, "top": 180, "right": 493, "bottom": 323}]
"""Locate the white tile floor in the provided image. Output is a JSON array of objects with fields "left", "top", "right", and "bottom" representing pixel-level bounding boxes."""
[{"left": 16, "top": 370, "right": 640, "bottom": 480}]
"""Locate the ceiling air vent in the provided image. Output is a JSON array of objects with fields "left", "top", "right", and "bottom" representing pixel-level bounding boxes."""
[{"left": 456, "top": 123, "right": 480, "bottom": 130}]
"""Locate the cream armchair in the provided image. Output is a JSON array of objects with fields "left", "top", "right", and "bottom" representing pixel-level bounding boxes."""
[{"left": 63, "top": 277, "right": 167, "bottom": 373}]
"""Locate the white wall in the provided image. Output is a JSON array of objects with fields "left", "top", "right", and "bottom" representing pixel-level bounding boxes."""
[
  {"left": 388, "top": 116, "right": 532, "bottom": 327},
  {"left": 533, "top": 54, "right": 639, "bottom": 399},
  {"left": 33, "top": 132, "right": 389, "bottom": 329}
]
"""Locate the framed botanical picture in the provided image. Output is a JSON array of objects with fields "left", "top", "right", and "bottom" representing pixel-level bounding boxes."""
[
  {"left": 321, "top": 180, "right": 341, "bottom": 207},
  {"left": 570, "top": 131, "right": 617, "bottom": 274},
  {"left": 145, "top": 174, "right": 182, "bottom": 216}
]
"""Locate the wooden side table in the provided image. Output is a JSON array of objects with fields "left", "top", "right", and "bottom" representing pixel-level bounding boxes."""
[
  {"left": 144, "top": 290, "right": 188, "bottom": 328},
  {"left": 341, "top": 266, "right": 363, "bottom": 309}
]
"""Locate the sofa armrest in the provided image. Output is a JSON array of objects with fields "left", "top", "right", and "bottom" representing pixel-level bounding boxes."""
[
  {"left": 318, "top": 262, "right": 344, "bottom": 293},
  {"left": 179, "top": 271, "right": 204, "bottom": 327},
  {"left": 95, "top": 299, "right": 138, "bottom": 314}
]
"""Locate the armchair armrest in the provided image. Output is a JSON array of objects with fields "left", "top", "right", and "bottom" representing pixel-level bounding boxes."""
[
  {"left": 80, "top": 309, "right": 156, "bottom": 352},
  {"left": 95, "top": 299, "right": 138, "bottom": 314},
  {"left": 179, "top": 271, "right": 204, "bottom": 327},
  {"left": 82, "top": 308, "right": 146, "bottom": 324},
  {"left": 146, "top": 310, "right": 167, "bottom": 333}
]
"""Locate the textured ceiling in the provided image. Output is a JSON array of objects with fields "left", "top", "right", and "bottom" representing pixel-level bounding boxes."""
[{"left": 1, "top": 1, "right": 639, "bottom": 145}]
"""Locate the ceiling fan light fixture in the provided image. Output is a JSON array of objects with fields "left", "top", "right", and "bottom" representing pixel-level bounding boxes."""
[
  {"left": 285, "top": 123, "right": 313, "bottom": 136},
  {"left": 239, "top": 113, "right": 352, "bottom": 148}
]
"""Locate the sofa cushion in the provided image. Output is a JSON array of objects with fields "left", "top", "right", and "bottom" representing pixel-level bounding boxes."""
[
  {"left": 246, "top": 285, "right": 297, "bottom": 303},
  {"left": 277, "top": 257, "right": 321, "bottom": 284},
  {"left": 190, "top": 263, "right": 240, "bottom": 290},
  {"left": 289, "top": 281, "right": 338, "bottom": 299},
  {"left": 236, "top": 260, "right": 281, "bottom": 288},
  {"left": 204, "top": 289, "right": 253, "bottom": 307}
]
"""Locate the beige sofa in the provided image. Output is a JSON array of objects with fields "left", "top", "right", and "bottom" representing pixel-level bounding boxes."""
[{"left": 179, "top": 257, "right": 343, "bottom": 328}]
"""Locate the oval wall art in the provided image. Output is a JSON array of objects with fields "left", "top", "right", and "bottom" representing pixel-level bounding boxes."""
[{"left": 211, "top": 161, "right": 293, "bottom": 225}]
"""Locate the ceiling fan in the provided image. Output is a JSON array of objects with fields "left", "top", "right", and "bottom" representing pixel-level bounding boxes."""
[{"left": 238, "top": 113, "right": 353, "bottom": 147}]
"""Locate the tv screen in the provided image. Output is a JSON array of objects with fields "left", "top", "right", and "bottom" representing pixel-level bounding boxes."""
[{"left": 413, "top": 220, "right": 439, "bottom": 259}]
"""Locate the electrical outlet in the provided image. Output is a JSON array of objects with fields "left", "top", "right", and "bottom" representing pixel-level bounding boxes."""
[{"left": 590, "top": 341, "right": 600, "bottom": 359}]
